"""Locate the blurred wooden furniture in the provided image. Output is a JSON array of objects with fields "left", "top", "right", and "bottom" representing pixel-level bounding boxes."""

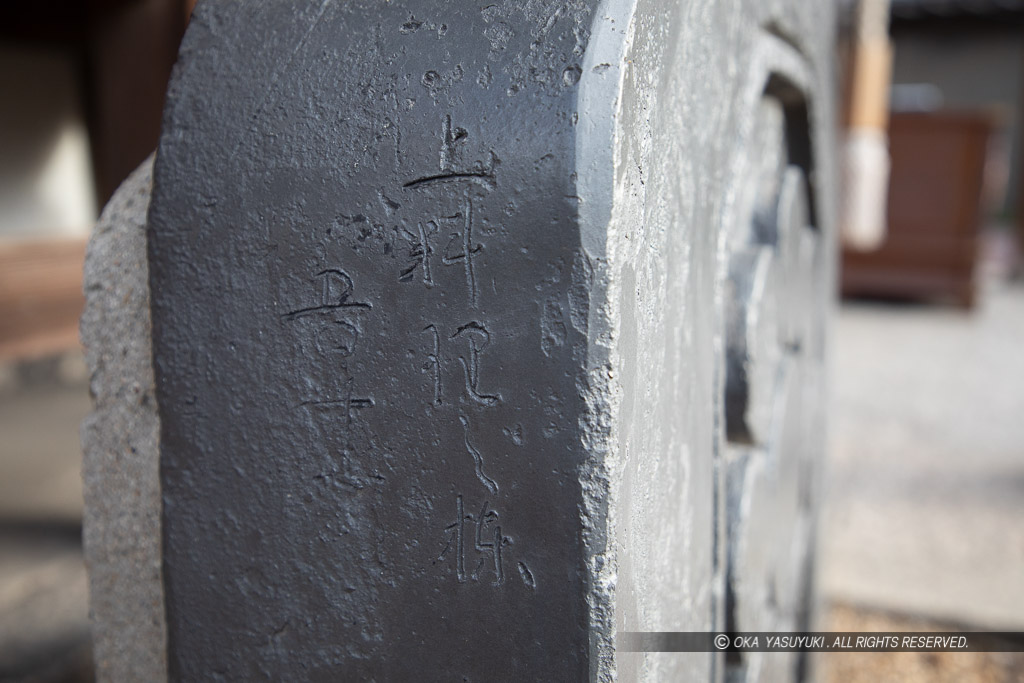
[
  {"left": 842, "top": 111, "right": 991, "bottom": 307},
  {"left": 0, "top": 238, "right": 87, "bottom": 361}
]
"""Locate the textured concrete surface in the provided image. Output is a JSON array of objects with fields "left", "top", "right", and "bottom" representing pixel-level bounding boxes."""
[
  {"left": 80, "top": 155, "right": 166, "bottom": 682},
  {"left": 820, "top": 278, "right": 1024, "bottom": 630}
]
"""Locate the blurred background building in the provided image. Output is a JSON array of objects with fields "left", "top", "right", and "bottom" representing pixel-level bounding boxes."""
[
  {"left": 0, "top": 0, "right": 1021, "bottom": 681},
  {"left": 1, "top": 2, "right": 192, "bottom": 680}
]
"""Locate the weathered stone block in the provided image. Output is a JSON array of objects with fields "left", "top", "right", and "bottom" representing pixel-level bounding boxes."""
[
  {"left": 81, "top": 155, "right": 166, "bottom": 682},
  {"left": 83, "top": 1, "right": 835, "bottom": 680}
]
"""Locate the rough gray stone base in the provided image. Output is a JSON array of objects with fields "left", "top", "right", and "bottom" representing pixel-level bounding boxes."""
[{"left": 80, "top": 155, "right": 166, "bottom": 682}]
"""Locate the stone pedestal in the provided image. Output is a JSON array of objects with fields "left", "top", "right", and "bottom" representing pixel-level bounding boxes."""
[
  {"left": 83, "top": 1, "right": 836, "bottom": 680},
  {"left": 81, "top": 156, "right": 165, "bottom": 682}
]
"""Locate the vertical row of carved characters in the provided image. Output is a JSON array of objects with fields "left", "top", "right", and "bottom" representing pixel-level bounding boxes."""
[
  {"left": 399, "top": 114, "right": 530, "bottom": 589},
  {"left": 270, "top": 108, "right": 530, "bottom": 589},
  {"left": 283, "top": 267, "right": 375, "bottom": 482}
]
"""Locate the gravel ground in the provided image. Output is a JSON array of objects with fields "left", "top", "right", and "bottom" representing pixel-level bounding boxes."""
[
  {"left": 817, "top": 603, "right": 1024, "bottom": 683},
  {"left": 820, "top": 278, "right": 1024, "bottom": 629}
]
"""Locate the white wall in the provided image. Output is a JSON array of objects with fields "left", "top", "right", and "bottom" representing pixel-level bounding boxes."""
[{"left": 0, "top": 45, "right": 96, "bottom": 240}]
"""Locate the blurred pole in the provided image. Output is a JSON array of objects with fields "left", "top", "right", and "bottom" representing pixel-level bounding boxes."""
[
  {"left": 841, "top": 0, "right": 893, "bottom": 251},
  {"left": 85, "top": 0, "right": 189, "bottom": 207}
]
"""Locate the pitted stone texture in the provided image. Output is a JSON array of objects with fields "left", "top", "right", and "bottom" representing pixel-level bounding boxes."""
[
  {"left": 152, "top": 4, "right": 597, "bottom": 680},
  {"left": 80, "top": 155, "right": 166, "bottom": 682}
]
